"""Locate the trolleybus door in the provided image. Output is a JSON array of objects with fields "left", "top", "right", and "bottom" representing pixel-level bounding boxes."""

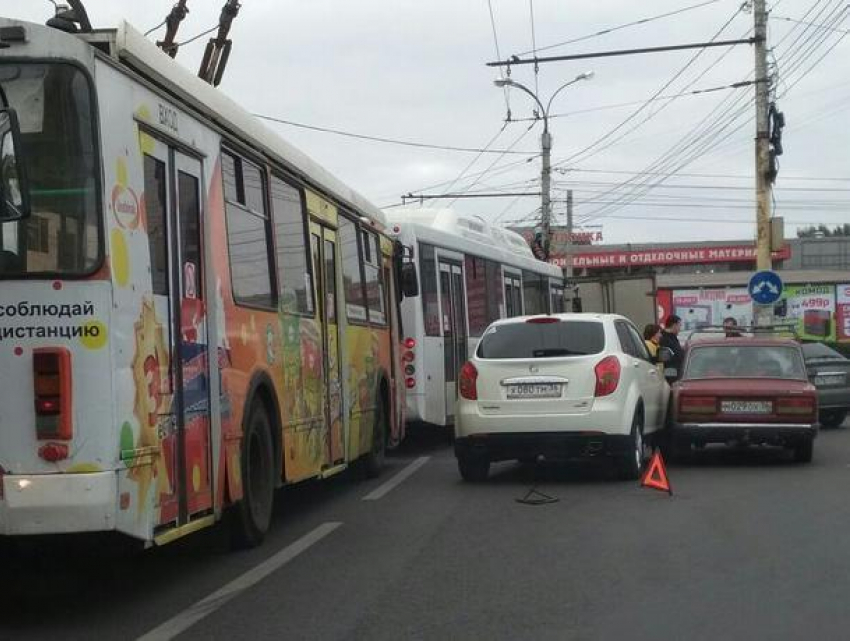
[
  {"left": 142, "top": 138, "right": 213, "bottom": 528},
  {"left": 439, "top": 260, "right": 467, "bottom": 421},
  {"left": 310, "top": 222, "right": 344, "bottom": 467}
]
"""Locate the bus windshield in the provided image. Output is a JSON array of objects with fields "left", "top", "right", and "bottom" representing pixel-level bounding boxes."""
[{"left": 0, "top": 62, "right": 100, "bottom": 277}]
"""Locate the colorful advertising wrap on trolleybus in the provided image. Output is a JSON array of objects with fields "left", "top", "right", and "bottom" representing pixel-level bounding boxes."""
[
  {"left": 0, "top": 18, "right": 408, "bottom": 547},
  {"left": 385, "top": 208, "right": 565, "bottom": 428}
]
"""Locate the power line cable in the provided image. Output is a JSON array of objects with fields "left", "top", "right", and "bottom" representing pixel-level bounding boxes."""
[
  {"left": 514, "top": 0, "right": 724, "bottom": 57},
  {"left": 487, "top": 0, "right": 511, "bottom": 115},
  {"left": 550, "top": 3, "right": 749, "bottom": 171},
  {"left": 445, "top": 122, "right": 537, "bottom": 207},
  {"left": 177, "top": 24, "right": 220, "bottom": 47},
  {"left": 254, "top": 113, "right": 534, "bottom": 154},
  {"left": 529, "top": 0, "right": 540, "bottom": 95}
]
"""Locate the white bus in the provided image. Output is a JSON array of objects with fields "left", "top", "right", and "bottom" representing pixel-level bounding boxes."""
[{"left": 385, "top": 208, "right": 565, "bottom": 427}]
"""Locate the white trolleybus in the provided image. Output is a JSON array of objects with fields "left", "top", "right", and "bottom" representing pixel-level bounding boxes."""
[
  {"left": 0, "top": 17, "right": 411, "bottom": 548},
  {"left": 385, "top": 208, "right": 565, "bottom": 428}
]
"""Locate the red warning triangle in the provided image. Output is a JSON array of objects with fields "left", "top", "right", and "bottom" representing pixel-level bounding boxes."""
[{"left": 640, "top": 451, "right": 672, "bottom": 495}]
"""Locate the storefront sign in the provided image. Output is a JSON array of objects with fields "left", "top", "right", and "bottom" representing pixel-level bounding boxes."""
[{"left": 555, "top": 244, "right": 791, "bottom": 268}]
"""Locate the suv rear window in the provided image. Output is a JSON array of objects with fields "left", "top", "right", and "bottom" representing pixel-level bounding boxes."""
[{"left": 477, "top": 320, "right": 605, "bottom": 359}]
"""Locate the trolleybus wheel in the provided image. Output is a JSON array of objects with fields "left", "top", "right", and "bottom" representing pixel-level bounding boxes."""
[{"left": 231, "top": 402, "right": 275, "bottom": 549}]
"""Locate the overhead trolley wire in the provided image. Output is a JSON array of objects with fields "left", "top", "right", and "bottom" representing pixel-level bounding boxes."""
[{"left": 513, "top": 0, "right": 724, "bottom": 58}]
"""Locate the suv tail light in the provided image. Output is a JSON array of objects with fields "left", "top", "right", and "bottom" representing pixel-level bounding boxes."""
[
  {"left": 679, "top": 396, "right": 717, "bottom": 417},
  {"left": 459, "top": 361, "right": 478, "bottom": 400},
  {"left": 594, "top": 356, "right": 621, "bottom": 397},
  {"left": 776, "top": 396, "right": 816, "bottom": 416},
  {"left": 32, "top": 348, "right": 73, "bottom": 440},
  {"left": 525, "top": 316, "right": 559, "bottom": 324}
]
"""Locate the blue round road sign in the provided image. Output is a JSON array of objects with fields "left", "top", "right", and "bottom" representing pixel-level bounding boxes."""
[{"left": 749, "top": 270, "right": 783, "bottom": 305}]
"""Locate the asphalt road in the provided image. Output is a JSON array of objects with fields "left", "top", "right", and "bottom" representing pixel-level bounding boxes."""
[{"left": 2, "top": 419, "right": 850, "bottom": 641}]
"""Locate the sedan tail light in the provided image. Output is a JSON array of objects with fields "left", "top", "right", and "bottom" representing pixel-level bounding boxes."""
[
  {"left": 776, "top": 397, "right": 816, "bottom": 416},
  {"left": 594, "top": 356, "right": 621, "bottom": 397},
  {"left": 679, "top": 396, "right": 717, "bottom": 417},
  {"left": 459, "top": 361, "right": 478, "bottom": 400}
]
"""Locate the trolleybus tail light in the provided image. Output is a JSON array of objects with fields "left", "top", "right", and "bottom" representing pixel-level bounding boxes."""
[
  {"left": 405, "top": 364, "right": 416, "bottom": 376},
  {"left": 405, "top": 377, "right": 416, "bottom": 389},
  {"left": 459, "top": 361, "right": 479, "bottom": 400},
  {"left": 32, "top": 347, "right": 73, "bottom": 441},
  {"left": 38, "top": 443, "right": 70, "bottom": 463},
  {"left": 403, "top": 337, "right": 416, "bottom": 349},
  {"left": 594, "top": 356, "right": 621, "bottom": 397}
]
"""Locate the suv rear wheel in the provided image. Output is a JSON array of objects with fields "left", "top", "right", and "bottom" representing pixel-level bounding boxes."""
[
  {"left": 615, "top": 409, "right": 645, "bottom": 481},
  {"left": 458, "top": 452, "right": 490, "bottom": 482}
]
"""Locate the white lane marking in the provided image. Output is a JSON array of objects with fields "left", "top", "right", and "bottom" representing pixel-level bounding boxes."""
[
  {"left": 137, "top": 521, "right": 342, "bottom": 641},
  {"left": 362, "top": 456, "right": 431, "bottom": 501}
]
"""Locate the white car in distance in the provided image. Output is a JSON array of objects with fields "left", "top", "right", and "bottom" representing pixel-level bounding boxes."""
[{"left": 454, "top": 314, "right": 670, "bottom": 481}]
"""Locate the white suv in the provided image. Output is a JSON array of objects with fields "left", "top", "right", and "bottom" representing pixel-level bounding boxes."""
[{"left": 454, "top": 313, "right": 670, "bottom": 481}]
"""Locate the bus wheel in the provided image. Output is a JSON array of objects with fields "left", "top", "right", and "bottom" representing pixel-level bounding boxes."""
[
  {"left": 364, "top": 397, "right": 387, "bottom": 479},
  {"left": 231, "top": 402, "right": 275, "bottom": 549}
]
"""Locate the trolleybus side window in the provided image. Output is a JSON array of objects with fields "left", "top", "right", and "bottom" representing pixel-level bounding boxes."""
[
  {"left": 143, "top": 154, "right": 169, "bottom": 295},
  {"left": 465, "top": 255, "right": 488, "bottom": 337},
  {"left": 270, "top": 175, "right": 314, "bottom": 315},
  {"left": 550, "top": 283, "right": 565, "bottom": 313},
  {"left": 223, "top": 151, "right": 275, "bottom": 309},
  {"left": 363, "top": 230, "right": 386, "bottom": 325},
  {"left": 339, "top": 215, "right": 367, "bottom": 321},
  {"left": 523, "top": 270, "right": 547, "bottom": 316},
  {"left": 419, "top": 242, "right": 440, "bottom": 336},
  {"left": 485, "top": 259, "right": 504, "bottom": 323}
]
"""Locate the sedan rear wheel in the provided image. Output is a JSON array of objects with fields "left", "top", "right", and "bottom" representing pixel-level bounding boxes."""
[{"left": 793, "top": 438, "right": 814, "bottom": 463}]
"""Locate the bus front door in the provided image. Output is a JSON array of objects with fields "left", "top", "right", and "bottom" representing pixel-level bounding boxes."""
[
  {"left": 310, "top": 222, "right": 344, "bottom": 468},
  {"left": 439, "top": 261, "right": 467, "bottom": 422},
  {"left": 143, "top": 139, "right": 213, "bottom": 531}
]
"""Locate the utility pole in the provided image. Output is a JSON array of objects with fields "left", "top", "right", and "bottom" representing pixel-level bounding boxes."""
[
  {"left": 540, "top": 128, "right": 553, "bottom": 259},
  {"left": 565, "top": 189, "right": 574, "bottom": 280},
  {"left": 754, "top": 0, "right": 773, "bottom": 326}
]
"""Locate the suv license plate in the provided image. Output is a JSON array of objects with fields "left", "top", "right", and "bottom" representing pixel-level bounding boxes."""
[
  {"left": 721, "top": 400, "right": 772, "bottom": 414},
  {"left": 507, "top": 383, "right": 562, "bottom": 399}
]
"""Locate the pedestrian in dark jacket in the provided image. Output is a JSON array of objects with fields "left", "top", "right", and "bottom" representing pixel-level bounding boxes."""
[{"left": 660, "top": 314, "right": 684, "bottom": 378}]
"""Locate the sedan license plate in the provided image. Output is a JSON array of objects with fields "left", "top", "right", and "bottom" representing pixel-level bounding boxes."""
[
  {"left": 507, "top": 383, "right": 562, "bottom": 399},
  {"left": 721, "top": 400, "right": 773, "bottom": 414},
  {"left": 814, "top": 373, "right": 845, "bottom": 387}
]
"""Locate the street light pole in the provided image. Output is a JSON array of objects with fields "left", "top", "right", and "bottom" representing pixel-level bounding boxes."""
[{"left": 494, "top": 72, "right": 594, "bottom": 260}]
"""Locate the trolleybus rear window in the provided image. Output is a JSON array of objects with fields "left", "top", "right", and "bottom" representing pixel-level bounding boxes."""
[{"left": 0, "top": 62, "right": 100, "bottom": 277}]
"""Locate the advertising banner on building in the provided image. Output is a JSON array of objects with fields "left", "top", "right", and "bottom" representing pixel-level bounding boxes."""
[
  {"left": 671, "top": 288, "right": 753, "bottom": 331},
  {"left": 837, "top": 284, "right": 850, "bottom": 342},
  {"left": 774, "top": 284, "right": 837, "bottom": 341}
]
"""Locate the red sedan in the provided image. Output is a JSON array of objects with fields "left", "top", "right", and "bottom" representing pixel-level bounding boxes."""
[{"left": 667, "top": 337, "right": 818, "bottom": 462}]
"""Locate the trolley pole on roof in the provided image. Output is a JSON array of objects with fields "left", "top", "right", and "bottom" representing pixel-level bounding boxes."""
[
  {"left": 493, "top": 72, "right": 594, "bottom": 261},
  {"left": 157, "top": 0, "right": 190, "bottom": 58},
  {"left": 198, "top": 0, "right": 241, "bottom": 87},
  {"left": 753, "top": 0, "right": 774, "bottom": 328}
]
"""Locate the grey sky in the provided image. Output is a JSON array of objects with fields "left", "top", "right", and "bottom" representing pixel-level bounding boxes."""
[{"left": 5, "top": 1, "right": 849, "bottom": 244}]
